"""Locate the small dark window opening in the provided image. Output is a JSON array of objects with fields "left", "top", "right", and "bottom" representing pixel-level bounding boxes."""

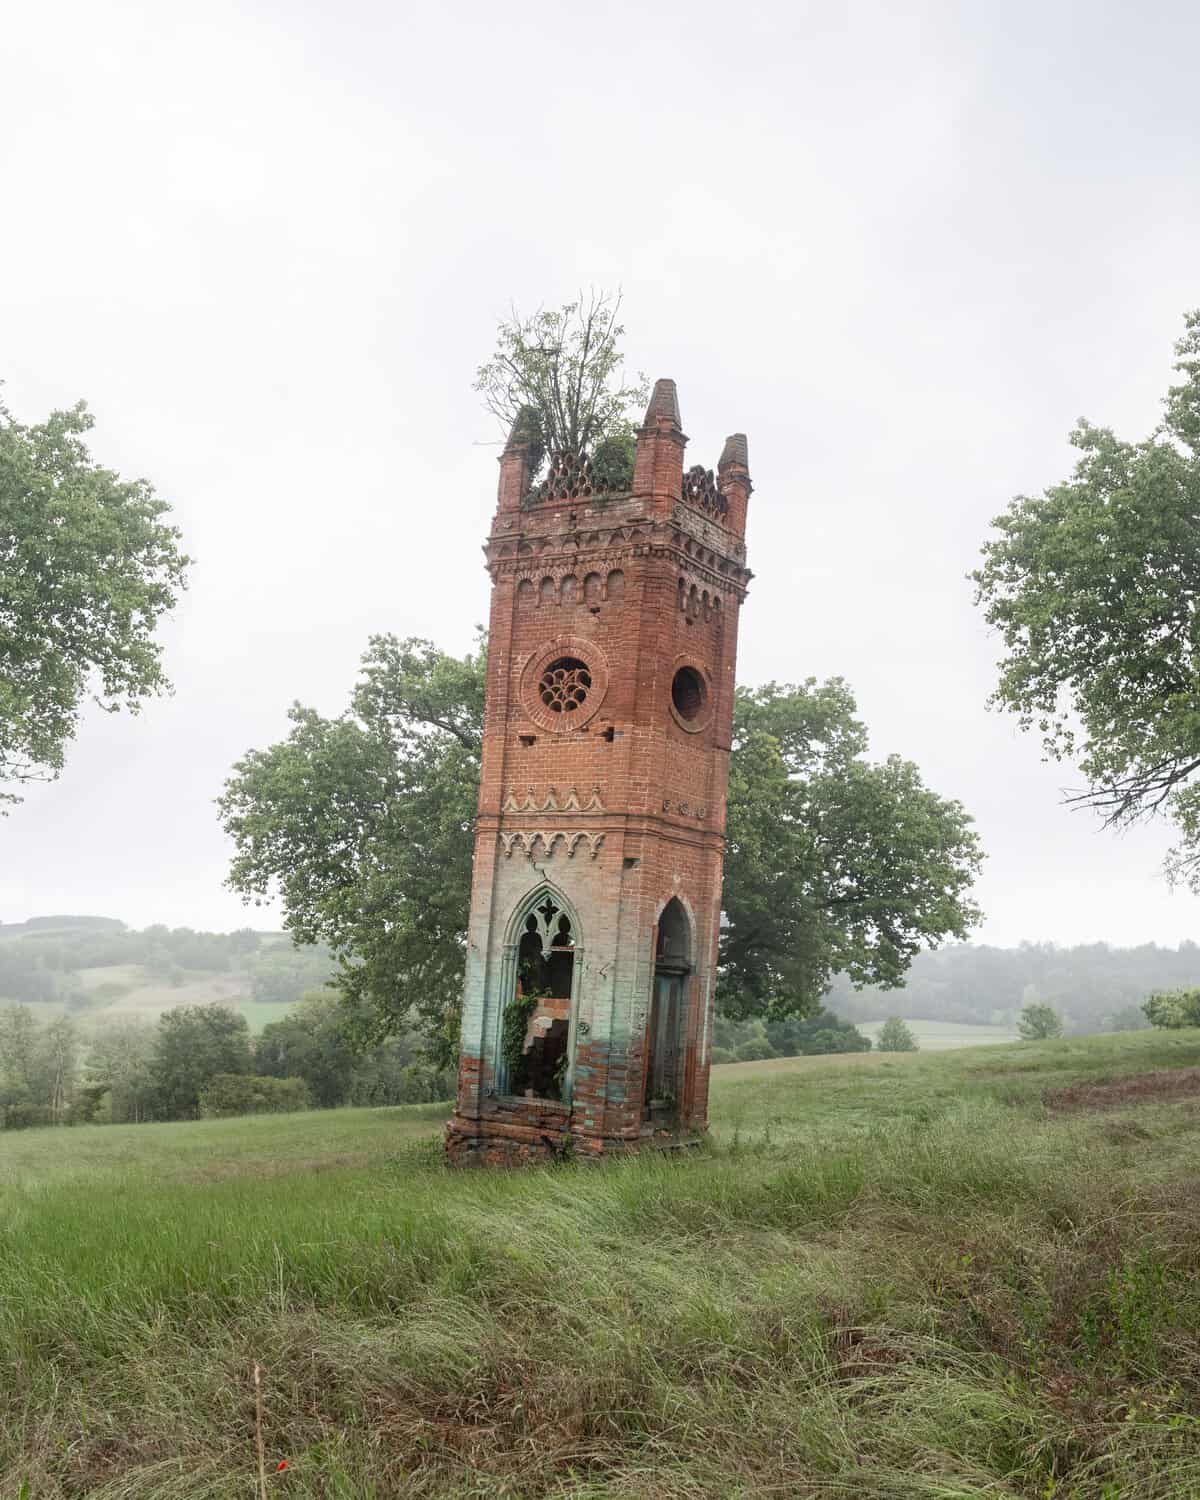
[
  {"left": 519, "top": 734, "right": 536, "bottom": 747},
  {"left": 600, "top": 725, "right": 617, "bottom": 742},
  {"left": 671, "top": 667, "right": 705, "bottom": 721}
]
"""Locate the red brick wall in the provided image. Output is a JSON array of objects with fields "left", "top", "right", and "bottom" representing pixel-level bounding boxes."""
[{"left": 447, "top": 388, "right": 751, "bottom": 1165}]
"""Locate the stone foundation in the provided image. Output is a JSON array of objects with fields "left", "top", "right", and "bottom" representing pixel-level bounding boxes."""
[{"left": 445, "top": 1102, "right": 705, "bottom": 1167}]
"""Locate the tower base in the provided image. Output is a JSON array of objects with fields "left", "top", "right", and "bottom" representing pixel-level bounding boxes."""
[{"left": 444, "top": 1106, "right": 706, "bottom": 1168}]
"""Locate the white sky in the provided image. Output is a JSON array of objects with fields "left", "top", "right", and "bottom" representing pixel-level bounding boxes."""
[{"left": 2, "top": 0, "right": 1199, "bottom": 945}]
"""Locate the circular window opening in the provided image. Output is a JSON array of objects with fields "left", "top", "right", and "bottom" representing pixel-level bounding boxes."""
[
  {"left": 539, "top": 657, "right": 592, "bottom": 714},
  {"left": 671, "top": 666, "right": 706, "bottom": 721}
]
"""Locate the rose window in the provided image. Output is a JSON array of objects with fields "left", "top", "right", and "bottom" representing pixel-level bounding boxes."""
[{"left": 539, "top": 657, "right": 591, "bottom": 715}]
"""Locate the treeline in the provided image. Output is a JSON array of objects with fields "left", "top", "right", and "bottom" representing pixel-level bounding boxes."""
[
  {"left": 0, "top": 918, "right": 334, "bottom": 1008},
  {"left": 826, "top": 941, "right": 1200, "bottom": 1033},
  {"left": 712, "top": 1010, "right": 871, "bottom": 1063},
  {"left": 0, "top": 993, "right": 453, "bottom": 1130}
]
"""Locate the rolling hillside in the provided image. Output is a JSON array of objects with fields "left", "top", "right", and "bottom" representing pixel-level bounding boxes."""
[{"left": 0, "top": 915, "right": 334, "bottom": 1031}]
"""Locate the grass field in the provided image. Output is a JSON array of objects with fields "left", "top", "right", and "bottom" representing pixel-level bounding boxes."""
[
  {"left": 856, "top": 1017, "right": 1020, "bottom": 1049},
  {"left": 4, "top": 1032, "right": 1200, "bottom": 1497}
]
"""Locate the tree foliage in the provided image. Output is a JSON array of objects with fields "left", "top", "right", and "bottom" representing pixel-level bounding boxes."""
[
  {"left": 876, "top": 1016, "right": 918, "bottom": 1052},
  {"left": 82, "top": 1015, "right": 157, "bottom": 1123},
  {"left": 220, "top": 642, "right": 982, "bottom": 1049},
  {"left": 218, "top": 636, "right": 484, "bottom": 1061},
  {"left": 0, "top": 398, "right": 189, "bottom": 799},
  {"left": 1018, "top": 1001, "right": 1063, "bottom": 1040},
  {"left": 150, "top": 1004, "right": 253, "bottom": 1119},
  {"left": 1142, "top": 988, "right": 1200, "bottom": 1029},
  {"left": 474, "top": 292, "right": 647, "bottom": 472},
  {"left": 720, "top": 681, "right": 982, "bottom": 1018},
  {"left": 199, "top": 1072, "right": 310, "bottom": 1118},
  {"left": 256, "top": 990, "right": 357, "bottom": 1108},
  {"left": 973, "top": 311, "right": 1200, "bottom": 884}
]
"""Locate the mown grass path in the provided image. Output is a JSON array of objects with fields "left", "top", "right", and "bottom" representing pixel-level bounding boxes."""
[{"left": 3, "top": 1033, "right": 1200, "bottom": 1497}]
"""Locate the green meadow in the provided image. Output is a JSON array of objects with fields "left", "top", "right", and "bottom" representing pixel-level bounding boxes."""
[{"left": 4, "top": 1032, "right": 1200, "bottom": 1498}]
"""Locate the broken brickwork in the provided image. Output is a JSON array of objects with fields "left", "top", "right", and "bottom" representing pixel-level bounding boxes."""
[{"left": 445, "top": 378, "right": 752, "bottom": 1165}]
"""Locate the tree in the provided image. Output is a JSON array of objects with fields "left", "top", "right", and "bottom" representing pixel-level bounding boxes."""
[
  {"left": 219, "top": 637, "right": 483, "bottom": 1061},
  {"left": 1142, "top": 988, "right": 1200, "bottom": 1029},
  {"left": 151, "top": 1005, "right": 253, "bottom": 1119},
  {"left": 719, "top": 681, "right": 982, "bottom": 1017},
  {"left": 40, "top": 1015, "right": 79, "bottom": 1123},
  {"left": 221, "top": 641, "right": 982, "bottom": 1049},
  {"left": 876, "top": 1016, "right": 918, "bottom": 1052},
  {"left": 0, "top": 1006, "right": 80, "bottom": 1126},
  {"left": 765, "top": 1010, "right": 872, "bottom": 1056},
  {"left": 0, "top": 397, "right": 189, "bottom": 800},
  {"left": 257, "top": 989, "right": 356, "bottom": 1107},
  {"left": 82, "top": 1015, "right": 157, "bottom": 1123},
  {"left": 199, "top": 1073, "right": 310, "bottom": 1118},
  {"left": 735, "top": 1037, "right": 773, "bottom": 1062},
  {"left": 1018, "top": 1002, "right": 1063, "bottom": 1040},
  {"left": 973, "top": 311, "right": 1200, "bottom": 884},
  {"left": 0, "top": 1004, "right": 42, "bottom": 1127},
  {"left": 474, "top": 292, "right": 647, "bottom": 477}
]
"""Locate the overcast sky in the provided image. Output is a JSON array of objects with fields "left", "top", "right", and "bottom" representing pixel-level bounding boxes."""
[{"left": 2, "top": 0, "right": 1199, "bottom": 947}]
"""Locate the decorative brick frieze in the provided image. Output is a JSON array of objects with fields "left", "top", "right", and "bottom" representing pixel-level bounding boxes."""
[
  {"left": 501, "top": 785, "right": 606, "bottom": 813},
  {"left": 498, "top": 830, "right": 606, "bottom": 859}
]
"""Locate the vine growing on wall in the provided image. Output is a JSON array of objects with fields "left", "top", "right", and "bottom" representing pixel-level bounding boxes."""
[{"left": 501, "top": 991, "right": 540, "bottom": 1080}]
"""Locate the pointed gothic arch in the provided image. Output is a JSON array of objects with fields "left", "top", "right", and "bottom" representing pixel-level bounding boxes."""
[
  {"left": 494, "top": 883, "right": 584, "bottom": 1102},
  {"left": 645, "top": 896, "right": 695, "bottom": 1124},
  {"left": 655, "top": 895, "right": 693, "bottom": 972}
]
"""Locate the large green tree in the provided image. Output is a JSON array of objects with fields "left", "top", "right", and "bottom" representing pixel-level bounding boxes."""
[
  {"left": 720, "top": 681, "right": 981, "bottom": 1017},
  {"left": 219, "top": 637, "right": 484, "bottom": 1059},
  {"left": 0, "top": 398, "right": 190, "bottom": 800},
  {"left": 973, "top": 311, "right": 1200, "bottom": 883},
  {"left": 151, "top": 1004, "right": 253, "bottom": 1120},
  {"left": 219, "top": 640, "right": 981, "bottom": 1054}
]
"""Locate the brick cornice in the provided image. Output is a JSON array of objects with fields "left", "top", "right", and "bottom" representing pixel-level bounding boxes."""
[{"left": 484, "top": 517, "right": 751, "bottom": 597}]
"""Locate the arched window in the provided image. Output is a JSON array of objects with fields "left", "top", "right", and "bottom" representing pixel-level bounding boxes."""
[
  {"left": 646, "top": 898, "right": 692, "bottom": 1122},
  {"left": 500, "top": 889, "right": 580, "bottom": 1101},
  {"left": 656, "top": 897, "right": 692, "bottom": 971}
]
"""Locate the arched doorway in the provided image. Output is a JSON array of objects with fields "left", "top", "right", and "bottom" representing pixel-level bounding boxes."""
[
  {"left": 645, "top": 898, "right": 691, "bottom": 1124},
  {"left": 499, "top": 889, "right": 579, "bottom": 1101}
]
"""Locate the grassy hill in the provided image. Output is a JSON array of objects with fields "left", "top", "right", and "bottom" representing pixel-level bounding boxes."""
[
  {"left": 0, "top": 915, "right": 334, "bottom": 1032},
  {"left": 3, "top": 1031, "right": 1200, "bottom": 1497}
]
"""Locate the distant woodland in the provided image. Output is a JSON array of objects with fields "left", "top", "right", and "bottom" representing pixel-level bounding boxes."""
[
  {"left": 825, "top": 940, "right": 1200, "bottom": 1033},
  {"left": 2, "top": 917, "right": 1195, "bottom": 1037},
  {"left": 0, "top": 915, "right": 332, "bottom": 1010}
]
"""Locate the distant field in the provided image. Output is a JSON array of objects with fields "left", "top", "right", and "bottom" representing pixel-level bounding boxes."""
[
  {"left": 857, "top": 1016, "right": 1019, "bottom": 1049},
  {"left": 4, "top": 1029, "right": 1200, "bottom": 1497}
]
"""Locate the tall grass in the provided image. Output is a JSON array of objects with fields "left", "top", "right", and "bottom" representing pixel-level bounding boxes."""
[{"left": 2, "top": 1033, "right": 1200, "bottom": 1495}]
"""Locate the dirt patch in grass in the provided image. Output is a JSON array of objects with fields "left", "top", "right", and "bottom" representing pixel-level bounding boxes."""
[{"left": 1044, "top": 1067, "right": 1200, "bottom": 1112}]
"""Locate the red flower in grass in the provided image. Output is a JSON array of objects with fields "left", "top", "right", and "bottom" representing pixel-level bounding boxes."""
[{"left": 276, "top": 1460, "right": 288, "bottom": 1472}]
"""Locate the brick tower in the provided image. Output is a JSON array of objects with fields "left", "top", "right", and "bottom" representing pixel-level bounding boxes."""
[{"left": 445, "top": 379, "right": 752, "bottom": 1164}]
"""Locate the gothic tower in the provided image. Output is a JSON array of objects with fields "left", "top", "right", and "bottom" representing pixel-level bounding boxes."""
[{"left": 445, "top": 379, "right": 752, "bottom": 1164}]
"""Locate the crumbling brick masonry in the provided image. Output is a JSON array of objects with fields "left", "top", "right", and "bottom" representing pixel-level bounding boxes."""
[{"left": 445, "top": 378, "right": 752, "bottom": 1165}]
